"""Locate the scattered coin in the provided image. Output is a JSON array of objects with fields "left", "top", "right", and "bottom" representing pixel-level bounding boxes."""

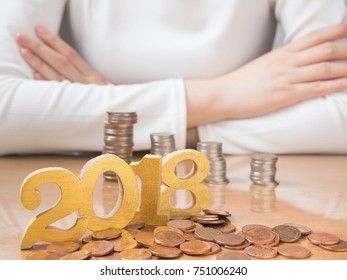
[
  {"left": 213, "top": 233, "right": 245, "bottom": 247},
  {"left": 272, "top": 225, "right": 301, "bottom": 243},
  {"left": 203, "top": 209, "right": 231, "bottom": 217},
  {"left": 278, "top": 244, "right": 311, "bottom": 259},
  {"left": 205, "top": 242, "right": 222, "bottom": 255},
  {"left": 135, "top": 231, "right": 155, "bottom": 247},
  {"left": 92, "top": 228, "right": 122, "bottom": 240},
  {"left": 153, "top": 226, "right": 184, "bottom": 236},
  {"left": 167, "top": 220, "right": 195, "bottom": 231},
  {"left": 26, "top": 250, "right": 64, "bottom": 260},
  {"left": 180, "top": 240, "right": 212, "bottom": 255},
  {"left": 283, "top": 223, "right": 312, "bottom": 236},
  {"left": 60, "top": 249, "right": 91, "bottom": 260},
  {"left": 149, "top": 244, "right": 182, "bottom": 259},
  {"left": 124, "top": 228, "right": 140, "bottom": 238},
  {"left": 244, "top": 245, "right": 278, "bottom": 259},
  {"left": 224, "top": 239, "right": 251, "bottom": 250},
  {"left": 154, "top": 231, "right": 185, "bottom": 247},
  {"left": 216, "top": 251, "right": 251, "bottom": 260},
  {"left": 81, "top": 240, "right": 114, "bottom": 257},
  {"left": 207, "top": 222, "right": 236, "bottom": 234},
  {"left": 244, "top": 227, "right": 276, "bottom": 245},
  {"left": 183, "top": 232, "right": 196, "bottom": 241},
  {"left": 241, "top": 224, "right": 271, "bottom": 234},
  {"left": 319, "top": 240, "right": 347, "bottom": 252},
  {"left": 47, "top": 241, "right": 80, "bottom": 254},
  {"left": 113, "top": 237, "right": 138, "bottom": 252},
  {"left": 195, "top": 227, "right": 223, "bottom": 242},
  {"left": 307, "top": 232, "right": 340, "bottom": 245},
  {"left": 125, "top": 220, "right": 145, "bottom": 230},
  {"left": 119, "top": 248, "right": 152, "bottom": 260},
  {"left": 190, "top": 214, "right": 220, "bottom": 221}
]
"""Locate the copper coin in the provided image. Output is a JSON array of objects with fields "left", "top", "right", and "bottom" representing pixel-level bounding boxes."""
[
  {"left": 154, "top": 231, "right": 185, "bottom": 247},
  {"left": 207, "top": 222, "right": 236, "bottom": 234},
  {"left": 283, "top": 223, "right": 312, "bottom": 236},
  {"left": 244, "top": 227, "right": 276, "bottom": 245},
  {"left": 81, "top": 240, "right": 114, "bottom": 257},
  {"left": 272, "top": 225, "right": 301, "bottom": 243},
  {"left": 198, "top": 219, "right": 226, "bottom": 225},
  {"left": 278, "top": 244, "right": 311, "bottom": 259},
  {"left": 47, "top": 241, "right": 80, "bottom": 254},
  {"left": 224, "top": 239, "right": 251, "bottom": 250},
  {"left": 216, "top": 251, "right": 251, "bottom": 260},
  {"left": 190, "top": 214, "right": 219, "bottom": 221},
  {"left": 141, "top": 225, "right": 156, "bottom": 232},
  {"left": 167, "top": 220, "right": 195, "bottom": 231},
  {"left": 319, "top": 240, "right": 347, "bottom": 252},
  {"left": 113, "top": 237, "right": 138, "bottom": 252},
  {"left": 205, "top": 242, "right": 221, "bottom": 255},
  {"left": 203, "top": 209, "right": 231, "bottom": 217},
  {"left": 214, "top": 233, "right": 245, "bottom": 247},
  {"left": 242, "top": 224, "right": 271, "bottom": 234},
  {"left": 26, "top": 250, "right": 64, "bottom": 260},
  {"left": 135, "top": 231, "right": 155, "bottom": 247},
  {"left": 179, "top": 240, "right": 211, "bottom": 255},
  {"left": 60, "top": 249, "right": 91, "bottom": 260},
  {"left": 125, "top": 220, "right": 145, "bottom": 229},
  {"left": 92, "top": 228, "right": 122, "bottom": 240},
  {"left": 124, "top": 228, "right": 140, "bottom": 238},
  {"left": 154, "top": 226, "right": 184, "bottom": 236},
  {"left": 149, "top": 244, "right": 182, "bottom": 259},
  {"left": 120, "top": 248, "right": 152, "bottom": 260},
  {"left": 265, "top": 231, "right": 280, "bottom": 247},
  {"left": 92, "top": 252, "right": 121, "bottom": 260},
  {"left": 307, "top": 232, "right": 340, "bottom": 245},
  {"left": 184, "top": 232, "right": 196, "bottom": 241},
  {"left": 244, "top": 245, "right": 278, "bottom": 259},
  {"left": 195, "top": 227, "right": 223, "bottom": 242}
]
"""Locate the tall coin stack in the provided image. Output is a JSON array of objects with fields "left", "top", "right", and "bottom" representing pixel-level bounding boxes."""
[
  {"left": 250, "top": 153, "right": 279, "bottom": 186},
  {"left": 197, "top": 141, "right": 229, "bottom": 185},
  {"left": 103, "top": 111, "right": 137, "bottom": 181},
  {"left": 150, "top": 132, "right": 176, "bottom": 156}
]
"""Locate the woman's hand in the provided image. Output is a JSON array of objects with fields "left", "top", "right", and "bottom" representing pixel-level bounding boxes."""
[
  {"left": 16, "top": 25, "right": 109, "bottom": 85},
  {"left": 186, "top": 23, "right": 347, "bottom": 127}
]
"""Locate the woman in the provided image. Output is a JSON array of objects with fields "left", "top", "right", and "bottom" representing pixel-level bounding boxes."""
[{"left": 0, "top": 0, "right": 346, "bottom": 154}]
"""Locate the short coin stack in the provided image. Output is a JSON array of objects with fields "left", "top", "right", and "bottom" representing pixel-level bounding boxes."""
[
  {"left": 25, "top": 212, "right": 347, "bottom": 260},
  {"left": 150, "top": 132, "right": 176, "bottom": 156},
  {"left": 103, "top": 112, "right": 137, "bottom": 181},
  {"left": 250, "top": 153, "right": 279, "bottom": 186},
  {"left": 197, "top": 141, "right": 229, "bottom": 185}
]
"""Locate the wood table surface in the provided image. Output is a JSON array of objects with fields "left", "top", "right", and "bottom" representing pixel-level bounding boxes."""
[{"left": 0, "top": 152, "right": 346, "bottom": 260}]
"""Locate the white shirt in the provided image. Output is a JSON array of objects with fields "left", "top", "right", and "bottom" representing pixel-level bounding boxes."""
[{"left": 0, "top": 0, "right": 346, "bottom": 155}]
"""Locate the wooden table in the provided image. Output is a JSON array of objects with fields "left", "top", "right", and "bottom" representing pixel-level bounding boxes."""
[{"left": 0, "top": 152, "right": 346, "bottom": 260}]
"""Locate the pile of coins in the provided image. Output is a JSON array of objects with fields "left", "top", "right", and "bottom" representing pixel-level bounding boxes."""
[
  {"left": 250, "top": 153, "right": 279, "bottom": 186},
  {"left": 150, "top": 132, "right": 176, "bottom": 156},
  {"left": 103, "top": 112, "right": 137, "bottom": 180},
  {"left": 197, "top": 142, "right": 229, "bottom": 185},
  {"left": 25, "top": 209, "right": 346, "bottom": 260}
]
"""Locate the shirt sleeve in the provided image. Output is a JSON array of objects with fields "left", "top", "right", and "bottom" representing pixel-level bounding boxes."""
[
  {"left": 0, "top": 0, "right": 187, "bottom": 155},
  {"left": 198, "top": 0, "right": 347, "bottom": 155}
]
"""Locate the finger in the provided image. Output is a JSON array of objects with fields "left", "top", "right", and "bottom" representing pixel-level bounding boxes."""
[
  {"left": 294, "top": 42, "right": 347, "bottom": 66},
  {"left": 292, "top": 62, "right": 347, "bottom": 83},
  {"left": 34, "top": 25, "right": 96, "bottom": 76},
  {"left": 292, "top": 78, "right": 347, "bottom": 101},
  {"left": 17, "top": 33, "right": 81, "bottom": 81},
  {"left": 20, "top": 48, "right": 65, "bottom": 81},
  {"left": 285, "top": 23, "right": 347, "bottom": 52}
]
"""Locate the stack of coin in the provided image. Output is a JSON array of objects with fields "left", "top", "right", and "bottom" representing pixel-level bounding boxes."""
[
  {"left": 103, "top": 112, "right": 137, "bottom": 180},
  {"left": 197, "top": 141, "right": 229, "bottom": 185},
  {"left": 150, "top": 132, "right": 176, "bottom": 156},
  {"left": 250, "top": 153, "right": 279, "bottom": 186}
]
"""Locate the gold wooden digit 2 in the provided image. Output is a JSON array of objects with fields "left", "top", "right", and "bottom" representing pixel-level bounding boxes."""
[
  {"left": 160, "top": 149, "right": 211, "bottom": 219},
  {"left": 20, "top": 168, "right": 87, "bottom": 249}
]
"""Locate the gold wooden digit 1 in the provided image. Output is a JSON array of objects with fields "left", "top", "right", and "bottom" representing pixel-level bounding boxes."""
[
  {"left": 131, "top": 155, "right": 169, "bottom": 225},
  {"left": 20, "top": 168, "right": 87, "bottom": 249},
  {"left": 160, "top": 149, "right": 211, "bottom": 219},
  {"left": 79, "top": 154, "right": 138, "bottom": 231}
]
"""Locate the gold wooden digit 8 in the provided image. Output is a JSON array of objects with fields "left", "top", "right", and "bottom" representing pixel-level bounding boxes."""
[
  {"left": 20, "top": 168, "right": 87, "bottom": 249},
  {"left": 160, "top": 149, "right": 211, "bottom": 219},
  {"left": 79, "top": 154, "right": 139, "bottom": 231}
]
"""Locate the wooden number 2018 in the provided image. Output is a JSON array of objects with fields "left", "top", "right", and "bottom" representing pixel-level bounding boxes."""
[{"left": 20, "top": 149, "right": 210, "bottom": 249}]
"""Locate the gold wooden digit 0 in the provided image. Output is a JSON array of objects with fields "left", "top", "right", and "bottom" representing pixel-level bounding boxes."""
[
  {"left": 20, "top": 168, "right": 87, "bottom": 249},
  {"left": 79, "top": 154, "right": 138, "bottom": 231},
  {"left": 131, "top": 155, "right": 169, "bottom": 225},
  {"left": 160, "top": 149, "right": 211, "bottom": 219}
]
